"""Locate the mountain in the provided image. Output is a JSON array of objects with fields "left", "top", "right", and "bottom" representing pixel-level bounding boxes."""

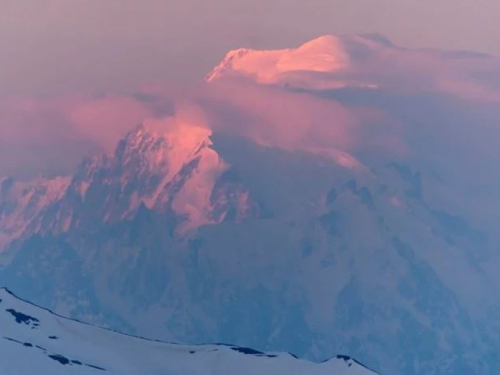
[
  {"left": 0, "top": 288, "right": 377, "bottom": 375},
  {"left": 2, "top": 35, "right": 500, "bottom": 375},
  {"left": 206, "top": 34, "right": 382, "bottom": 90},
  {"left": 206, "top": 33, "right": 500, "bottom": 99},
  {"left": 0, "top": 120, "right": 258, "bottom": 243}
]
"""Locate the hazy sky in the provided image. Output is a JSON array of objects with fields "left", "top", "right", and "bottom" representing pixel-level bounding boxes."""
[{"left": 1, "top": 0, "right": 499, "bottom": 95}]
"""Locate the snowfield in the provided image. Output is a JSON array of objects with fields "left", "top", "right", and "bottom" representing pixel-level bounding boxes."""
[{"left": 0, "top": 287, "right": 377, "bottom": 375}]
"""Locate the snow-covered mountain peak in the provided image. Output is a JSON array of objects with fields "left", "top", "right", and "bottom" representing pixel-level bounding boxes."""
[
  {"left": 115, "top": 119, "right": 233, "bottom": 230},
  {"left": 118, "top": 119, "right": 214, "bottom": 178},
  {"left": 206, "top": 36, "right": 350, "bottom": 85},
  {"left": 0, "top": 117, "right": 258, "bottom": 247},
  {"left": 142, "top": 118, "right": 214, "bottom": 166},
  {"left": 206, "top": 47, "right": 285, "bottom": 83},
  {"left": 205, "top": 34, "right": 389, "bottom": 89},
  {"left": 0, "top": 287, "right": 377, "bottom": 375}
]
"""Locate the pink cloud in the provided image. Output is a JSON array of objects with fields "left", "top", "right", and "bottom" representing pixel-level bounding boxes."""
[
  {"left": 197, "top": 80, "right": 359, "bottom": 152},
  {"left": 3, "top": 35, "right": 500, "bottom": 179},
  {"left": 0, "top": 94, "right": 152, "bottom": 178},
  {"left": 68, "top": 96, "right": 151, "bottom": 151}
]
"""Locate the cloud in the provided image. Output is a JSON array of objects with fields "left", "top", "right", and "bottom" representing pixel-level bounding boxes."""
[
  {"left": 2, "top": 0, "right": 500, "bottom": 97},
  {"left": 68, "top": 96, "right": 151, "bottom": 151},
  {"left": 0, "top": 94, "right": 152, "bottom": 178},
  {"left": 3, "top": 34, "right": 500, "bottom": 180},
  {"left": 199, "top": 80, "right": 358, "bottom": 151}
]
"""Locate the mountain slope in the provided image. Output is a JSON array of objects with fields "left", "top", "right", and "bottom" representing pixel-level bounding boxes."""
[
  {"left": 1, "top": 130, "right": 498, "bottom": 375},
  {"left": 0, "top": 288, "right": 376, "bottom": 375}
]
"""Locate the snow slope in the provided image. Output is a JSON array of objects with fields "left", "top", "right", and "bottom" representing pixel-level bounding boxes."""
[{"left": 0, "top": 288, "right": 377, "bottom": 375}]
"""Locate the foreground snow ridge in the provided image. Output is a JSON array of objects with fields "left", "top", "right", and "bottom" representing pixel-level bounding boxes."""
[{"left": 0, "top": 288, "right": 377, "bottom": 375}]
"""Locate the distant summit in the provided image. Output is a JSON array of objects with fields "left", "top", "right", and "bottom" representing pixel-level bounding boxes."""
[{"left": 206, "top": 34, "right": 391, "bottom": 89}]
